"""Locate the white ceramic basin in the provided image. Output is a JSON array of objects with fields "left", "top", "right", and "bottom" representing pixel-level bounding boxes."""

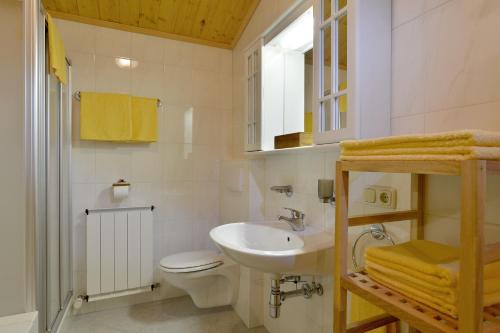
[{"left": 210, "top": 222, "right": 333, "bottom": 275}]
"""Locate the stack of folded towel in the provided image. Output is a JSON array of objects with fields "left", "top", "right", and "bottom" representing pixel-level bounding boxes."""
[
  {"left": 340, "top": 130, "right": 500, "bottom": 161},
  {"left": 365, "top": 240, "right": 500, "bottom": 318}
]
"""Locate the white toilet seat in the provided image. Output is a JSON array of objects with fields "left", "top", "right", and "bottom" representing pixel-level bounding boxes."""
[{"left": 160, "top": 250, "right": 223, "bottom": 273}]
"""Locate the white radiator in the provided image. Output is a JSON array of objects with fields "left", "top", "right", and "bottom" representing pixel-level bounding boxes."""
[{"left": 86, "top": 207, "right": 153, "bottom": 296}]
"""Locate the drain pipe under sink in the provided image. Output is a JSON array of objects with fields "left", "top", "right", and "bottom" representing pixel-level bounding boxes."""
[{"left": 268, "top": 275, "right": 324, "bottom": 318}]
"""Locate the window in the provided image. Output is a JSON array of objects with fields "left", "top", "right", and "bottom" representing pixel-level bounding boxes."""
[{"left": 318, "top": 0, "right": 347, "bottom": 134}]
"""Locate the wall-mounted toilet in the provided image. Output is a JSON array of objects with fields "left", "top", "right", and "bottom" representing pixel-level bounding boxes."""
[{"left": 159, "top": 250, "right": 239, "bottom": 308}]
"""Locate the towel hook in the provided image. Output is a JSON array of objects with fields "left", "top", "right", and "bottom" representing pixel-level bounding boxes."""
[{"left": 351, "top": 224, "right": 395, "bottom": 270}]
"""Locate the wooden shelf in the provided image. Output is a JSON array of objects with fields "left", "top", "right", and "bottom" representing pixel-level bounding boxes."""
[
  {"left": 343, "top": 271, "right": 500, "bottom": 333},
  {"left": 334, "top": 159, "right": 500, "bottom": 333}
]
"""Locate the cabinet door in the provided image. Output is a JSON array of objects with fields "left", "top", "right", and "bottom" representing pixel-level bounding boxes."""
[
  {"left": 245, "top": 40, "right": 262, "bottom": 151},
  {"left": 313, "top": 0, "right": 355, "bottom": 144}
]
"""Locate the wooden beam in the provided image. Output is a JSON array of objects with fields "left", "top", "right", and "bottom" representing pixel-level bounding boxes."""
[
  {"left": 485, "top": 242, "right": 500, "bottom": 264},
  {"left": 348, "top": 210, "right": 418, "bottom": 227},
  {"left": 486, "top": 160, "right": 500, "bottom": 175},
  {"left": 347, "top": 314, "right": 399, "bottom": 333},
  {"left": 334, "top": 162, "right": 349, "bottom": 333},
  {"left": 340, "top": 160, "right": 461, "bottom": 176},
  {"left": 459, "top": 160, "right": 486, "bottom": 333},
  {"left": 48, "top": 10, "right": 233, "bottom": 49},
  {"left": 410, "top": 174, "right": 425, "bottom": 240}
]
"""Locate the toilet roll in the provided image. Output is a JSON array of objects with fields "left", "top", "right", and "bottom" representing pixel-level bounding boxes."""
[{"left": 113, "top": 185, "right": 129, "bottom": 200}]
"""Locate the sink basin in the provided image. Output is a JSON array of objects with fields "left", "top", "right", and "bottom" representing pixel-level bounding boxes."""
[{"left": 209, "top": 222, "right": 333, "bottom": 275}]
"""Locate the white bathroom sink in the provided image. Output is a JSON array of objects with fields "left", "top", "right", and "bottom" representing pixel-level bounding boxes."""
[{"left": 209, "top": 222, "right": 333, "bottom": 275}]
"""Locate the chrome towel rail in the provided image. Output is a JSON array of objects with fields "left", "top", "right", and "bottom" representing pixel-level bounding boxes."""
[
  {"left": 73, "top": 91, "right": 162, "bottom": 108},
  {"left": 85, "top": 205, "right": 154, "bottom": 215}
]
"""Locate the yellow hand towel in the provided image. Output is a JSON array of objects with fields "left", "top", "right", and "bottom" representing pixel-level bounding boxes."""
[
  {"left": 80, "top": 92, "right": 132, "bottom": 141},
  {"left": 350, "top": 294, "right": 386, "bottom": 333},
  {"left": 46, "top": 14, "right": 67, "bottom": 85},
  {"left": 131, "top": 97, "right": 158, "bottom": 142},
  {"left": 341, "top": 130, "right": 500, "bottom": 151}
]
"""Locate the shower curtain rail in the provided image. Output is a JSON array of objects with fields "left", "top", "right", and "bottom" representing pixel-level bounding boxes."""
[
  {"left": 85, "top": 206, "right": 155, "bottom": 215},
  {"left": 73, "top": 91, "right": 163, "bottom": 107}
]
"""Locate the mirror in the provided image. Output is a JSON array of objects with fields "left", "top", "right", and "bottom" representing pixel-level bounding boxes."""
[{"left": 262, "top": 7, "right": 314, "bottom": 149}]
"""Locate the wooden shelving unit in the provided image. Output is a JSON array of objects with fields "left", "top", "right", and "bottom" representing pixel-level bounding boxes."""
[{"left": 334, "top": 159, "right": 500, "bottom": 333}]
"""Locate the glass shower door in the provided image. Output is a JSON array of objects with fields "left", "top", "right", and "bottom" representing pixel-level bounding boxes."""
[
  {"left": 46, "top": 70, "right": 61, "bottom": 329},
  {"left": 45, "top": 58, "right": 72, "bottom": 332}
]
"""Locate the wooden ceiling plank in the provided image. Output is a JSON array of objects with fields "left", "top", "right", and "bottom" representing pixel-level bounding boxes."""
[
  {"left": 157, "top": 0, "right": 182, "bottom": 33},
  {"left": 230, "top": 0, "right": 260, "bottom": 48},
  {"left": 49, "top": 10, "right": 232, "bottom": 48},
  {"left": 189, "top": 0, "right": 210, "bottom": 39},
  {"left": 199, "top": 0, "right": 225, "bottom": 42},
  {"left": 43, "top": 0, "right": 58, "bottom": 11},
  {"left": 119, "top": 0, "right": 140, "bottom": 26},
  {"left": 174, "top": 0, "right": 201, "bottom": 36},
  {"left": 76, "top": 0, "right": 99, "bottom": 19},
  {"left": 214, "top": 0, "right": 242, "bottom": 44},
  {"left": 222, "top": 0, "right": 251, "bottom": 45},
  {"left": 98, "top": 0, "right": 121, "bottom": 23},
  {"left": 54, "top": 0, "right": 79, "bottom": 14},
  {"left": 139, "top": 0, "right": 162, "bottom": 30}
]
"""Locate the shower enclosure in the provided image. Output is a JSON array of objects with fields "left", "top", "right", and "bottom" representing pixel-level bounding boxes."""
[{"left": 36, "top": 11, "right": 73, "bottom": 332}]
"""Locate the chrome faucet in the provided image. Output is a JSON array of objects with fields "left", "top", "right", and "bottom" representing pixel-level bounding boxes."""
[{"left": 278, "top": 208, "right": 305, "bottom": 231}]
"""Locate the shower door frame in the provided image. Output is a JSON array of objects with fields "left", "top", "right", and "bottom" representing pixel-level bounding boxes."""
[{"left": 25, "top": 3, "right": 74, "bottom": 331}]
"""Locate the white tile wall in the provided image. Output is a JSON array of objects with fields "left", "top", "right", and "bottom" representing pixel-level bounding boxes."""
[{"left": 55, "top": 19, "right": 233, "bottom": 306}]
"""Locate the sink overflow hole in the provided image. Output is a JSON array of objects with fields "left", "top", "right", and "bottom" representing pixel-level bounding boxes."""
[{"left": 287, "top": 237, "right": 290, "bottom": 242}]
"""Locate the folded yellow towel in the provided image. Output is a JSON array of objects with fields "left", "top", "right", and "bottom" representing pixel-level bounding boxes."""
[
  {"left": 365, "top": 240, "right": 500, "bottom": 285},
  {"left": 131, "top": 97, "right": 158, "bottom": 142},
  {"left": 80, "top": 92, "right": 132, "bottom": 141},
  {"left": 366, "top": 260, "right": 500, "bottom": 297},
  {"left": 47, "top": 14, "right": 67, "bottom": 84},
  {"left": 341, "top": 130, "right": 500, "bottom": 151},
  {"left": 365, "top": 240, "right": 500, "bottom": 317},
  {"left": 367, "top": 267, "right": 500, "bottom": 318},
  {"left": 350, "top": 294, "right": 386, "bottom": 333}
]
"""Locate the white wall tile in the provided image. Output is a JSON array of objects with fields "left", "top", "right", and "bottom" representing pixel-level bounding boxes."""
[
  {"left": 164, "top": 39, "right": 193, "bottom": 68},
  {"left": 131, "top": 60, "right": 165, "bottom": 99},
  {"left": 95, "top": 55, "right": 132, "bottom": 94},
  {"left": 131, "top": 33, "right": 165, "bottom": 63},
  {"left": 95, "top": 26, "right": 132, "bottom": 58},
  {"left": 55, "top": 19, "right": 96, "bottom": 54},
  {"left": 164, "top": 66, "right": 193, "bottom": 105}
]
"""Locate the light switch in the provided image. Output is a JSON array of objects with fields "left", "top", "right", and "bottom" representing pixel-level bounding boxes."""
[{"left": 364, "top": 188, "right": 376, "bottom": 203}]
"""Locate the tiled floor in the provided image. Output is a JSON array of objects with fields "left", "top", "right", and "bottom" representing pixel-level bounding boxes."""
[{"left": 62, "top": 296, "right": 268, "bottom": 333}]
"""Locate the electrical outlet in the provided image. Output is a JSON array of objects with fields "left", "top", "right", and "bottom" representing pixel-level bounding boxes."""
[{"left": 363, "top": 186, "right": 397, "bottom": 209}]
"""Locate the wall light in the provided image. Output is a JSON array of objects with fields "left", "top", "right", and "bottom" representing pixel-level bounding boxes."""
[{"left": 115, "top": 57, "right": 139, "bottom": 69}]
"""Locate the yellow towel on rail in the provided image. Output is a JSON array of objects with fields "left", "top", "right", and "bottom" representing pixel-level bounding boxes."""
[
  {"left": 350, "top": 294, "right": 386, "bottom": 333},
  {"left": 131, "top": 97, "right": 158, "bottom": 142},
  {"left": 46, "top": 14, "right": 67, "bottom": 84},
  {"left": 80, "top": 92, "right": 132, "bottom": 141}
]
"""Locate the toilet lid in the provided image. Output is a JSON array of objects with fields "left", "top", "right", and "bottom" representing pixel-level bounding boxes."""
[{"left": 160, "top": 250, "right": 223, "bottom": 273}]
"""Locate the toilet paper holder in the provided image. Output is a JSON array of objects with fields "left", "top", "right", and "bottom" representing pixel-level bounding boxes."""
[
  {"left": 113, "top": 179, "right": 130, "bottom": 188},
  {"left": 112, "top": 179, "right": 130, "bottom": 200}
]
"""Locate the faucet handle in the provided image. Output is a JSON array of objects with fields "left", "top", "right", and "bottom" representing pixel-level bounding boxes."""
[{"left": 284, "top": 208, "right": 304, "bottom": 219}]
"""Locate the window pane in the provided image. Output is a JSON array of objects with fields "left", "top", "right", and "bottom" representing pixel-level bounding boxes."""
[
  {"left": 321, "top": 99, "right": 332, "bottom": 132},
  {"left": 337, "top": 95, "right": 347, "bottom": 129},
  {"left": 247, "top": 55, "right": 252, "bottom": 75},
  {"left": 323, "top": 0, "right": 331, "bottom": 21},
  {"left": 322, "top": 26, "right": 331, "bottom": 97}
]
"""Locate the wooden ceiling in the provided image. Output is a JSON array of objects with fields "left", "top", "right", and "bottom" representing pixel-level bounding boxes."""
[{"left": 43, "top": 0, "right": 261, "bottom": 49}]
